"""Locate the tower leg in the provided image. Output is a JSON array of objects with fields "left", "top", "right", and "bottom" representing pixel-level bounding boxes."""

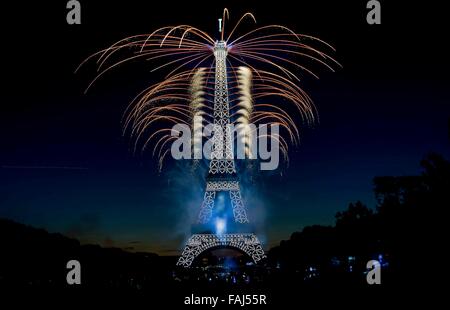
[
  {"left": 197, "top": 191, "right": 215, "bottom": 223},
  {"left": 230, "top": 189, "right": 249, "bottom": 223}
]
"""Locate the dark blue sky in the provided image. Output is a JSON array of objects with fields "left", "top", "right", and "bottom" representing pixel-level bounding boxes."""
[{"left": 1, "top": 1, "right": 449, "bottom": 253}]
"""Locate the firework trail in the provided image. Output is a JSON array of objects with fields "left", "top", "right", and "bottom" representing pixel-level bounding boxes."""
[
  {"left": 235, "top": 66, "right": 254, "bottom": 159},
  {"left": 78, "top": 9, "right": 340, "bottom": 170}
]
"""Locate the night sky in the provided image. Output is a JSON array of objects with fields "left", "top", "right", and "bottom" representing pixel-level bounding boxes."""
[{"left": 1, "top": 1, "right": 449, "bottom": 254}]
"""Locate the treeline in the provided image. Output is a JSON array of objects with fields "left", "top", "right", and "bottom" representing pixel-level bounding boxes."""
[
  {"left": 0, "top": 218, "right": 170, "bottom": 288},
  {"left": 267, "top": 153, "right": 449, "bottom": 284}
]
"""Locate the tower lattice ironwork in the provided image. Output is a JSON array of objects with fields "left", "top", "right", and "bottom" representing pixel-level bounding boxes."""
[{"left": 177, "top": 41, "right": 265, "bottom": 267}]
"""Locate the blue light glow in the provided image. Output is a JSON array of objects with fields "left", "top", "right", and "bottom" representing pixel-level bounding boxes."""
[{"left": 215, "top": 218, "right": 226, "bottom": 235}]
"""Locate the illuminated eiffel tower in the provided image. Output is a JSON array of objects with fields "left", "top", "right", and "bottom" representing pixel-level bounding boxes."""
[{"left": 176, "top": 40, "right": 265, "bottom": 267}]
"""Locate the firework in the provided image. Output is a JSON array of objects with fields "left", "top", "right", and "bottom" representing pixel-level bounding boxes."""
[{"left": 78, "top": 9, "right": 340, "bottom": 170}]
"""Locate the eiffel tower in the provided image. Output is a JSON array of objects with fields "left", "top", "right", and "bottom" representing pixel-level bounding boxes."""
[{"left": 176, "top": 40, "right": 266, "bottom": 267}]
